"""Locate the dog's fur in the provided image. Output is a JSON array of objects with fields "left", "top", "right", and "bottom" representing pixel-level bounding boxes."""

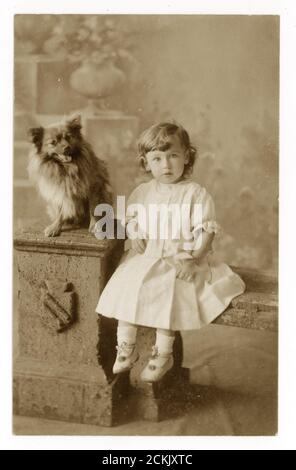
[{"left": 28, "top": 115, "right": 113, "bottom": 237}]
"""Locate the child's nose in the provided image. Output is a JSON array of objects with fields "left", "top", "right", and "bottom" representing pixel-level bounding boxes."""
[{"left": 162, "top": 155, "right": 171, "bottom": 168}]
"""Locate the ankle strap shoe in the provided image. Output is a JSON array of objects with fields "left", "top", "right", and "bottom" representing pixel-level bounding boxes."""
[
  {"left": 140, "top": 346, "right": 174, "bottom": 382},
  {"left": 113, "top": 342, "right": 139, "bottom": 374}
]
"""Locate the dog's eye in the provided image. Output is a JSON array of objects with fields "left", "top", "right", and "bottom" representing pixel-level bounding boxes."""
[{"left": 50, "top": 139, "right": 57, "bottom": 146}]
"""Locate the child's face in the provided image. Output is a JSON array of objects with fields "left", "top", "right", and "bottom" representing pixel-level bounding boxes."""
[{"left": 145, "top": 135, "right": 189, "bottom": 184}]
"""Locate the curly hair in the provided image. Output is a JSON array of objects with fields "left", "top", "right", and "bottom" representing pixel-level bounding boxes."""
[{"left": 137, "top": 122, "right": 197, "bottom": 177}]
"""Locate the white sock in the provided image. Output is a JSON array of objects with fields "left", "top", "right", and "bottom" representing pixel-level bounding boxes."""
[
  {"left": 117, "top": 325, "right": 137, "bottom": 346},
  {"left": 155, "top": 331, "right": 175, "bottom": 355}
]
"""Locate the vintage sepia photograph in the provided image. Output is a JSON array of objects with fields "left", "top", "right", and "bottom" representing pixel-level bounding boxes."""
[{"left": 12, "top": 12, "right": 278, "bottom": 438}]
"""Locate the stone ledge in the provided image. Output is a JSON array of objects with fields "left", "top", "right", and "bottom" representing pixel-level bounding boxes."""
[
  {"left": 214, "top": 307, "right": 278, "bottom": 332},
  {"left": 14, "top": 225, "right": 118, "bottom": 258},
  {"left": 231, "top": 291, "right": 277, "bottom": 312},
  {"left": 214, "top": 267, "right": 278, "bottom": 332}
]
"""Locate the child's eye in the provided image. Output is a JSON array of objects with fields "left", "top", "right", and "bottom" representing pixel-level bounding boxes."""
[
  {"left": 153, "top": 157, "right": 161, "bottom": 162},
  {"left": 171, "top": 153, "right": 179, "bottom": 158}
]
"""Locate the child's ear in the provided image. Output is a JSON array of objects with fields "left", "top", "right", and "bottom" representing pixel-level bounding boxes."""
[
  {"left": 139, "top": 155, "right": 150, "bottom": 172},
  {"left": 142, "top": 156, "right": 150, "bottom": 172},
  {"left": 28, "top": 127, "right": 44, "bottom": 149},
  {"left": 184, "top": 149, "right": 190, "bottom": 164}
]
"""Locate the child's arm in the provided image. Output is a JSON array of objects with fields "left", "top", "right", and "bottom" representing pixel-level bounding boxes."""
[
  {"left": 126, "top": 219, "right": 147, "bottom": 254},
  {"left": 191, "top": 231, "right": 215, "bottom": 262},
  {"left": 131, "top": 237, "right": 147, "bottom": 254},
  {"left": 123, "top": 184, "right": 148, "bottom": 254},
  {"left": 177, "top": 187, "right": 220, "bottom": 282},
  {"left": 176, "top": 231, "right": 215, "bottom": 282}
]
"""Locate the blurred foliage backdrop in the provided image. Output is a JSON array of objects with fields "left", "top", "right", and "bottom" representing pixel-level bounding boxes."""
[{"left": 14, "top": 15, "right": 279, "bottom": 272}]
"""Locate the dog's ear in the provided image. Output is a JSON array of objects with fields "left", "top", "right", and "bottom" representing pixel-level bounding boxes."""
[
  {"left": 28, "top": 127, "right": 44, "bottom": 150},
  {"left": 66, "top": 114, "right": 82, "bottom": 133}
]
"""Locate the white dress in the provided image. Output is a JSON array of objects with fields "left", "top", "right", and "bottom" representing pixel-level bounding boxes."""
[{"left": 96, "top": 178, "right": 245, "bottom": 331}]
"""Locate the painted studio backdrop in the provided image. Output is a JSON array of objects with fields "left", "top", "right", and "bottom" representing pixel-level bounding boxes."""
[{"left": 14, "top": 15, "right": 279, "bottom": 271}]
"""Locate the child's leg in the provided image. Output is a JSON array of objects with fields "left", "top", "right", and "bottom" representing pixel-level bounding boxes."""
[
  {"left": 140, "top": 328, "right": 175, "bottom": 382},
  {"left": 113, "top": 320, "right": 139, "bottom": 374},
  {"left": 117, "top": 320, "right": 137, "bottom": 345},
  {"left": 155, "top": 328, "right": 175, "bottom": 355}
]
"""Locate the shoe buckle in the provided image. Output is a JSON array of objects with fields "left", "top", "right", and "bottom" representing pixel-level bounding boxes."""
[
  {"left": 148, "top": 346, "right": 159, "bottom": 370},
  {"left": 116, "top": 342, "right": 135, "bottom": 363},
  {"left": 118, "top": 356, "right": 126, "bottom": 362},
  {"left": 151, "top": 345, "right": 159, "bottom": 359}
]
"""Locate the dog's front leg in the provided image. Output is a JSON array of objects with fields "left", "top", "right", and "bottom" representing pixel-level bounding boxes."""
[
  {"left": 88, "top": 185, "right": 114, "bottom": 234},
  {"left": 88, "top": 191, "right": 101, "bottom": 234},
  {"left": 44, "top": 213, "right": 63, "bottom": 237}
]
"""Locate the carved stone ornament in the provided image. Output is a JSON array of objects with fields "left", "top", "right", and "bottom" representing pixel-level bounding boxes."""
[{"left": 40, "top": 280, "right": 76, "bottom": 333}]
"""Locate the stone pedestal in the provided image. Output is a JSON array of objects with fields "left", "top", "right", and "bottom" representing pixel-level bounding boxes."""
[{"left": 13, "top": 225, "right": 127, "bottom": 426}]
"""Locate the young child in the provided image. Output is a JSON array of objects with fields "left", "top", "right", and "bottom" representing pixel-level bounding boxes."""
[{"left": 96, "top": 122, "right": 245, "bottom": 382}]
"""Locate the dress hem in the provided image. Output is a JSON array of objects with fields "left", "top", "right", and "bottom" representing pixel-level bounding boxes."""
[{"left": 95, "top": 289, "right": 243, "bottom": 331}]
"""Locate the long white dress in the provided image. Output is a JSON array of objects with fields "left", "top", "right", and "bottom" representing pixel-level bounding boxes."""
[{"left": 96, "top": 178, "right": 245, "bottom": 331}]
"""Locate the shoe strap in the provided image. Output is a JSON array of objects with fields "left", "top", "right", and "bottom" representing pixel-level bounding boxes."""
[
  {"left": 149, "top": 346, "right": 172, "bottom": 362},
  {"left": 116, "top": 342, "right": 135, "bottom": 357},
  {"left": 151, "top": 345, "right": 159, "bottom": 359}
]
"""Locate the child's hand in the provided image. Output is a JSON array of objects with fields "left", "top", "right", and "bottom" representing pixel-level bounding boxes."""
[
  {"left": 131, "top": 238, "right": 146, "bottom": 254},
  {"left": 176, "top": 259, "right": 197, "bottom": 282}
]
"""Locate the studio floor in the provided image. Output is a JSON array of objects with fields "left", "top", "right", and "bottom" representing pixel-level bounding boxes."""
[{"left": 13, "top": 324, "right": 277, "bottom": 436}]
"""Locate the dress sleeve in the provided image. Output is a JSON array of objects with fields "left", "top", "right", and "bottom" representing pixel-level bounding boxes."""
[{"left": 190, "top": 187, "right": 221, "bottom": 235}]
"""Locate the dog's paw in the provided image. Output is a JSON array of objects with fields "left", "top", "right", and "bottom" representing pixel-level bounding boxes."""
[
  {"left": 88, "top": 224, "right": 96, "bottom": 234},
  {"left": 44, "top": 225, "right": 61, "bottom": 237},
  {"left": 88, "top": 218, "right": 97, "bottom": 234}
]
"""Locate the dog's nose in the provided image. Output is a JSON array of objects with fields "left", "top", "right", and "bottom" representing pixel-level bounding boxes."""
[{"left": 63, "top": 146, "right": 71, "bottom": 155}]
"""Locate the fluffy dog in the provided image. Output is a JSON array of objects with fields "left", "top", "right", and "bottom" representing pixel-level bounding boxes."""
[{"left": 28, "top": 115, "right": 113, "bottom": 237}]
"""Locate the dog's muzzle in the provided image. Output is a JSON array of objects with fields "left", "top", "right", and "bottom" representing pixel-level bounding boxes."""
[{"left": 53, "top": 153, "right": 72, "bottom": 163}]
